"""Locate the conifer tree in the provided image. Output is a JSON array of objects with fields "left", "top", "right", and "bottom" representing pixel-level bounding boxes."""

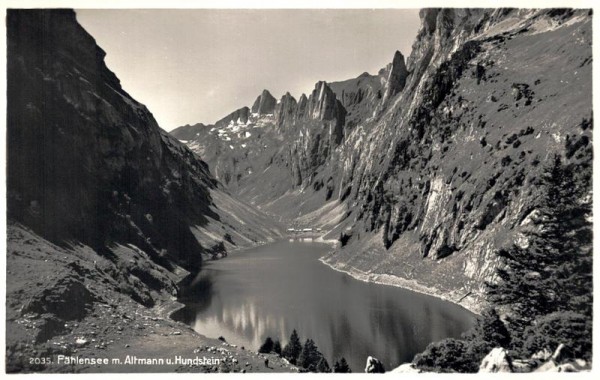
[
  {"left": 333, "top": 357, "right": 351, "bottom": 373},
  {"left": 258, "top": 337, "right": 274, "bottom": 354},
  {"left": 298, "top": 339, "right": 329, "bottom": 372},
  {"left": 316, "top": 357, "right": 331, "bottom": 372},
  {"left": 282, "top": 329, "right": 302, "bottom": 364},
  {"left": 487, "top": 155, "right": 592, "bottom": 354}
]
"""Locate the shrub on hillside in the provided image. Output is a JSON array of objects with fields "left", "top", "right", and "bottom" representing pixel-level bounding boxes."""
[
  {"left": 522, "top": 311, "right": 592, "bottom": 360},
  {"left": 298, "top": 339, "right": 330, "bottom": 372},
  {"left": 282, "top": 329, "right": 302, "bottom": 364},
  {"left": 413, "top": 338, "right": 476, "bottom": 373},
  {"left": 258, "top": 337, "right": 274, "bottom": 354}
]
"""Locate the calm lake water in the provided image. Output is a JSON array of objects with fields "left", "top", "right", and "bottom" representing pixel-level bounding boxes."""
[{"left": 172, "top": 240, "right": 475, "bottom": 372}]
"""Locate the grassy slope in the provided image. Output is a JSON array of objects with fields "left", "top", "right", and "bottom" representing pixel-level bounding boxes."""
[{"left": 322, "top": 12, "right": 592, "bottom": 314}]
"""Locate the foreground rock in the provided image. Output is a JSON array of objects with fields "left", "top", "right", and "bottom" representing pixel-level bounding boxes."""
[
  {"left": 364, "top": 356, "right": 385, "bottom": 373},
  {"left": 391, "top": 363, "right": 421, "bottom": 373},
  {"left": 477, "top": 345, "right": 591, "bottom": 374},
  {"left": 391, "top": 343, "right": 591, "bottom": 374},
  {"left": 478, "top": 348, "right": 512, "bottom": 373}
]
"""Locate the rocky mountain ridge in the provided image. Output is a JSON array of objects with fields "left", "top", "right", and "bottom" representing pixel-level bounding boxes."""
[{"left": 172, "top": 8, "right": 593, "bottom": 312}]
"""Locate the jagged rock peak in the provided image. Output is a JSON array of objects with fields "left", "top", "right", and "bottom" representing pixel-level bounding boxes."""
[
  {"left": 280, "top": 91, "right": 296, "bottom": 101},
  {"left": 251, "top": 89, "right": 277, "bottom": 115},
  {"left": 303, "top": 81, "right": 347, "bottom": 144},
  {"left": 382, "top": 50, "right": 409, "bottom": 103},
  {"left": 420, "top": 8, "right": 441, "bottom": 35},
  {"left": 275, "top": 92, "right": 298, "bottom": 125},
  {"left": 215, "top": 106, "right": 250, "bottom": 127},
  {"left": 170, "top": 123, "right": 207, "bottom": 141},
  {"left": 296, "top": 93, "right": 308, "bottom": 119},
  {"left": 303, "top": 81, "right": 346, "bottom": 121}
]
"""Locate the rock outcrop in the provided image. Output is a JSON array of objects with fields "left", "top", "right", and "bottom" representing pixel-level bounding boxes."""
[
  {"left": 478, "top": 348, "right": 512, "bottom": 373},
  {"left": 392, "top": 343, "right": 591, "bottom": 373},
  {"left": 215, "top": 106, "right": 251, "bottom": 127},
  {"left": 381, "top": 50, "right": 409, "bottom": 103},
  {"left": 364, "top": 356, "right": 386, "bottom": 373},
  {"left": 251, "top": 89, "right": 277, "bottom": 115},
  {"left": 479, "top": 345, "right": 591, "bottom": 373},
  {"left": 170, "top": 123, "right": 207, "bottom": 141},
  {"left": 274, "top": 92, "right": 298, "bottom": 125}
]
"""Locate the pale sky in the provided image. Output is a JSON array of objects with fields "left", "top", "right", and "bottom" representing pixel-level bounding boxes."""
[{"left": 76, "top": 9, "right": 420, "bottom": 131}]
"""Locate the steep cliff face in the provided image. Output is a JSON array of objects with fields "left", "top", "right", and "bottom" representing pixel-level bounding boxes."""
[
  {"left": 321, "top": 8, "right": 593, "bottom": 311},
  {"left": 7, "top": 9, "right": 281, "bottom": 306},
  {"left": 329, "top": 70, "right": 385, "bottom": 129},
  {"left": 173, "top": 8, "right": 592, "bottom": 311}
]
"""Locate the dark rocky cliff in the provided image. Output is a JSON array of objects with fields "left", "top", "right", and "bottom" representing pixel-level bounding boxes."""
[{"left": 7, "top": 9, "right": 281, "bottom": 306}]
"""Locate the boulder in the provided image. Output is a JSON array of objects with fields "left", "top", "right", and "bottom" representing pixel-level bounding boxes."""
[
  {"left": 364, "top": 356, "right": 385, "bottom": 373},
  {"left": 531, "top": 348, "right": 553, "bottom": 361},
  {"left": 23, "top": 277, "right": 96, "bottom": 321},
  {"left": 479, "top": 348, "right": 513, "bottom": 373},
  {"left": 391, "top": 363, "right": 420, "bottom": 373},
  {"left": 556, "top": 363, "right": 578, "bottom": 372}
]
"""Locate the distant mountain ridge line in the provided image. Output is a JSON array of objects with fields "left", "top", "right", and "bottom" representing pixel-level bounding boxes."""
[{"left": 170, "top": 8, "right": 593, "bottom": 315}]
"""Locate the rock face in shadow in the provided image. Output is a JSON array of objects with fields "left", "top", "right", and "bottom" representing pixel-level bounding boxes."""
[
  {"left": 172, "top": 8, "right": 592, "bottom": 310},
  {"left": 6, "top": 9, "right": 282, "bottom": 314},
  {"left": 7, "top": 9, "right": 221, "bottom": 272}
]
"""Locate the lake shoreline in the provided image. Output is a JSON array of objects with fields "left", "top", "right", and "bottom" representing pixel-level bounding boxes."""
[
  {"left": 307, "top": 234, "right": 483, "bottom": 316},
  {"left": 318, "top": 252, "right": 483, "bottom": 316}
]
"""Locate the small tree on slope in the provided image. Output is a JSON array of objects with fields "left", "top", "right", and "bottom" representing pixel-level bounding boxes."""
[
  {"left": 282, "top": 329, "right": 302, "bottom": 365},
  {"left": 487, "top": 155, "right": 592, "bottom": 356}
]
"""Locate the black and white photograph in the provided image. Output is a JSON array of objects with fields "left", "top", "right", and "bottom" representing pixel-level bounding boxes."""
[{"left": 2, "top": 0, "right": 595, "bottom": 376}]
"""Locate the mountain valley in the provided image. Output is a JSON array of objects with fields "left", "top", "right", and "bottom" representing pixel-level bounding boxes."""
[{"left": 5, "top": 7, "right": 593, "bottom": 374}]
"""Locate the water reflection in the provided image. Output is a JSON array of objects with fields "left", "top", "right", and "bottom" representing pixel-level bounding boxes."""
[{"left": 172, "top": 240, "right": 475, "bottom": 371}]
